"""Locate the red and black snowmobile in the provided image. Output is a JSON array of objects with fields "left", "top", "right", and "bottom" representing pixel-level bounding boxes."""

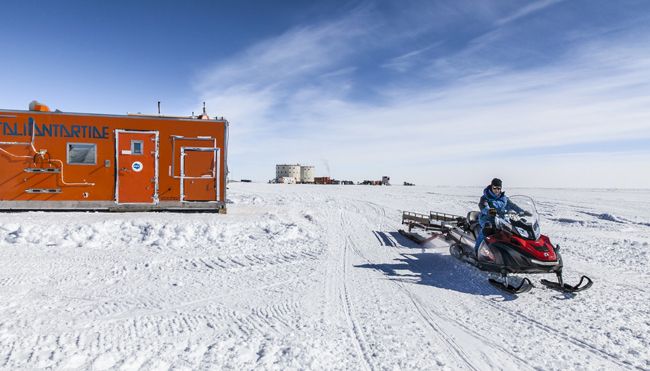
[{"left": 399, "top": 195, "right": 592, "bottom": 294}]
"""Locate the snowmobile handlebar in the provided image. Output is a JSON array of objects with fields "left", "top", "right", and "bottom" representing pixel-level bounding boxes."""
[{"left": 491, "top": 209, "right": 533, "bottom": 225}]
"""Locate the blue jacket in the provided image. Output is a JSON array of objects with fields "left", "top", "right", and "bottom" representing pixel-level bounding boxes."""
[{"left": 478, "top": 186, "right": 522, "bottom": 226}]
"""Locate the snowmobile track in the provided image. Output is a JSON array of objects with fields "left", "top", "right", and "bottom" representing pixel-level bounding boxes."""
[
  {"left": 381, "top": 233, "right": 536, "bottom": 369},
  {"left": 480, "top": 299, "right": 641, "bottom": 370},
  {"left": 392, "top": 227, "right": 638, "bottom": 370},
  {"left": 379, "top": 232, "right": 536, "bottom": 370},
  {"left": 2, "top": 185, "right": 648, "bottom": 369},
  {"left": 340, "top": 211, "right": 375, "bottom": 371},
  {"left": 396, "top": 281, "right": 480, "bottom": 371},
  {"left": 350, "top": 202, "right": 486, "bottom": 371}
]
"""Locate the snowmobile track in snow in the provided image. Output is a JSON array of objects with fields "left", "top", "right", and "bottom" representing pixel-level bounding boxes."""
[
  {"left": 376, "top": 230, "right": 539, "bottom": 370},
  {"left": 479, "top": 298, "right": 641, "bottom": 370},
  {"left": 380, "top": 232, "right": 536, "bottom": 370},
  {"left": 358, "top": 193, "right": 643, "bottom": 370},
  {"left": 395, "top": 281, "right": 481, "bottom": 371},
  {"left": 389, "top": 227, "right": 639, "bottom": 370},
  {"left": 2, "top": 184, "right": 649, "bottom": 369},
  {"left": 340, "top": 210, "right": 375, "bottom": 371},
  {"left": 349, "top": 200, "right": 489, "bottom": 371}
]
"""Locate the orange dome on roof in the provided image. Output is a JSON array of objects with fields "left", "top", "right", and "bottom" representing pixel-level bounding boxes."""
[{"left": 29, "top": 100, "right": 50, "bottom": 112}]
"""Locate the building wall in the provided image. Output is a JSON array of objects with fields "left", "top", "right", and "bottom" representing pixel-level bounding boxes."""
[
  {"left": 276, "top": 164, "right": 301, "bottom": 182},
  {"left": 314, "top": 177, "right": 332, "bottom": 185},
  {"left": 0, "top": 110, "right": 227, "bottom": 205},
  {"left": 300, "top": 166, "right": 314, "bottom": 183}
]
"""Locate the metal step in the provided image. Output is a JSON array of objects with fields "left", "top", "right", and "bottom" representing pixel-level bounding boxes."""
[
  {"left": 25, "top": 188, "right": 62, "bottom": 194},
  {"left": 24, "top": 168, "right": 61, "bottom": 173}
]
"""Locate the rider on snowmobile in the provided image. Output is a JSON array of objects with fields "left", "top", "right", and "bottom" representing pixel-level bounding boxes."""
[{"left": 475, "top": 178, "right": 527, "bottom": 255}]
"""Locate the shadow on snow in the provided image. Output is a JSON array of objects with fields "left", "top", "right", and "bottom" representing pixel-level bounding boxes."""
[{"left": 358, "top": 231, "right": 514, "bottom": 300}]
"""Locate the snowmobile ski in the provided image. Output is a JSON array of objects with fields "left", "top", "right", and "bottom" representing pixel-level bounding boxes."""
[
  {"left": 540, "top": 275, "right": 593, "bottom": 293},
  {"left": 488, "top": 277, "right": 533, "bottom": 294}
]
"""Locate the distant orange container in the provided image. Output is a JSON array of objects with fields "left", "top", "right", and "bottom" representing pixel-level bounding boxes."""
[
  {"left": 314, "top": 177, "right": 332, "bottom": 185},
  {"left": 0, "top": 106, "right": 228, "bottom": 212}
]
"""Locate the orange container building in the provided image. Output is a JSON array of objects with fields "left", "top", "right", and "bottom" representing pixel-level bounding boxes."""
[{"left": 0, "top": 103, "right": 229, "bottom": 212}]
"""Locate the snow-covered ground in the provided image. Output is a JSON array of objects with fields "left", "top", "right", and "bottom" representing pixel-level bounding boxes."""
[{"left": 0, "top": 183, "right": 648, "bottom": 370}]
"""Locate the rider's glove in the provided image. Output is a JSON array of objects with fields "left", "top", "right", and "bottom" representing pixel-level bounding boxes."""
[
  {"left": 488, "top": 208, "right": 497, "bottom": 217},
  {"left": 522, "top": 211, "right": 532, "bottom": 217}
]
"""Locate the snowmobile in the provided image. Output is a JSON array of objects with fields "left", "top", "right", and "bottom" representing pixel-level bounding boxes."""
[{"left": 399, "top": 195, "right": 592, "bottom": 294}]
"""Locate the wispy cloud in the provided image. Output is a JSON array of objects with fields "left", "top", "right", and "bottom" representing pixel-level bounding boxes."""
[
  {"left": 197, "top": 10, "right": 371, "bottom": 94},
  {"left": 495, "top": 0, "right": 564, "bottom": 26},
  {"left": 193, "top": 2, "right": 650, "bottom": 187},
  {"left": 382, "top": 43, "right": 442, "bottom": 73}
]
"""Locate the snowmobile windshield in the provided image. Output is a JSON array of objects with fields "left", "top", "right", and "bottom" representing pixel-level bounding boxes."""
[
  {"left": 507, "top": 195, "right": 539, "bottom": 222},
  {"left": 505, "top": 195, "right": 541, "bottom": 240}
]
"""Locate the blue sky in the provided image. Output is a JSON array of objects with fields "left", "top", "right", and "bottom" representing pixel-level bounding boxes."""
[{"left": 2, "top": 0, "right": 649, "bottom": 188}]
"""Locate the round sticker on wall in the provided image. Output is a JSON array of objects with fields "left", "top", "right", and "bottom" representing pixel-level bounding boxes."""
[{"left": 132, "top": 161, "right": 143, "bottom": 172}]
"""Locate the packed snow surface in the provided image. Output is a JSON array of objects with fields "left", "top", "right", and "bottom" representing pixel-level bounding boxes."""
[{"left": 0, "top": 183, "right": 649, "bottom": 370}]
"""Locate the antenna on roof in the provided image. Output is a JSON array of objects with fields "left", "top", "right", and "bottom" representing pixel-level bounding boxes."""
[
  {"left": 157, "top": 101, "right": 161, "bottom": 115},
  {"left": 203, "top": 101, "right": 207, "bottom": 115}
]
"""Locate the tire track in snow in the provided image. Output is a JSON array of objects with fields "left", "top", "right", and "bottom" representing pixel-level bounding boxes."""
[
  {"left": 94, "top": 275, "right": 308, "bottom": 327},
  {"left": 339, "top": 210, "right": 374, "bottom": 371},
  {"left": 372, "top": 196, "right": 645, "bottom": 370},
  {"left": 394, "top": 281, "right": 480, "bottom": 371},
  {"left": 353, "top": 200, "right": 487, "bottom": 370},
  {"left": 0, "top": 202, "right": 322, "bottom": 369},
  {"left": 379, "top": 213, "right": 638, "bottom": 371},
  {"left": 0, "top": 272, "right": 308, "bottom": 356},
  {"left": 360, "top": 199, "right": 539, "bottom": 370},
  {"left": 341, "top": 199, "right": 489, "bottom": 370},
  {"left": 174, "top": 249, "right": 322, "bottom": 273},
  {"left": 1, "top": 297, "right": 301, "bottom": 369},
  {"left": 479, "top": 299, "right": 641, "bottom": 371},
  {"left": 385, "top": 226, "right": 637, "bottom": 370},
  {"left": 384, "top": 235, "right": 536, "bottom": 370},
  {"left": 0, "top": 274, "right": 32, "bottom": 287}
]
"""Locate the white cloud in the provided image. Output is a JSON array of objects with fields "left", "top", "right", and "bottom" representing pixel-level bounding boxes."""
[
  {"left": 382, "top": 43, "right": 442, "bottom": 73},
  {"left": 495, "top": 0, "right": 564, "bottom": 27},
  {"left": 193, "top": 4, "right": 650, "bottom": 188},
  {"left": 196, "top": 11, "right": 371, "bottom": 96}
]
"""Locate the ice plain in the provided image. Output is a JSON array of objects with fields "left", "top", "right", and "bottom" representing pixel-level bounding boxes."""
[{"left": 0, "top": 183, "right": 648, "bottom": 370}]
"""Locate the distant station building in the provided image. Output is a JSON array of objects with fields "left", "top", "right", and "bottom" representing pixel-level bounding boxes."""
[
  {"left": 300, "top": 165, "right": 314, "bottom": 183},
  {"left": 276, "top": 164, "right": 300, "bottom": 182},
  {"left": 276, "top": 164, "right": 314, "bottom": 183},
  {"left": 278, "top": 176, "right": 296, "bottom": 184},
  {"left": 314, "top": 176, "right": 332, "bottom": 185},
  {"left": 360, "top": 176, "right": 391, "bottom": 186}
]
